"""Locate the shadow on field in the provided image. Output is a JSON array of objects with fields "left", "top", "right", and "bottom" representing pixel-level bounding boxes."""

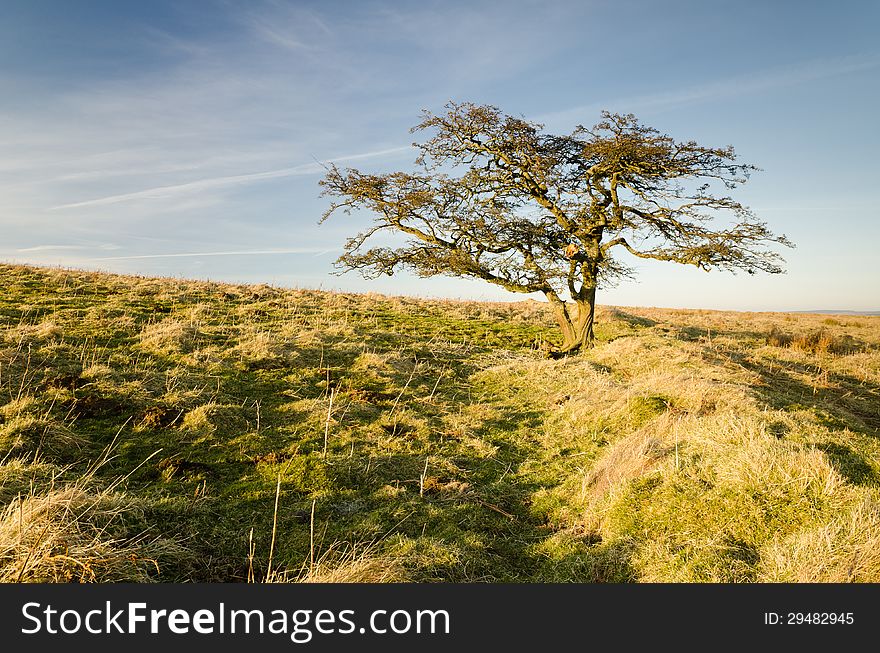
[
  {"left": 104, "top": 339, "right": 638, "bottom": 582},
  {"left": 669, "top": 324, "right": 879, "bottom": 354},
  {"left": 605, "top": 309, "right": 658, "bottom": 328},
  {"left": 710, "top": 346, "right": 880, "bottom": 487},
  {"left": 2, "top": 262, "right": 632, "bottom": 582},
  {"left": 152, "top": 398, "right": 640, "bottom": 582},
  {"left": 727, "top": 350, "right": 879, "bottom": 436},
  {"left": 306, "top": 400, "right": 638, "bottom": 582},
  {"left": 815, "top": 442, "right": 877, "bottom": 486}
]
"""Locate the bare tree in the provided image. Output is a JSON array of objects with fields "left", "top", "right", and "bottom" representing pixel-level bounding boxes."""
[{"left": 320, "top": 102, "right": 793, "bottom": 354}]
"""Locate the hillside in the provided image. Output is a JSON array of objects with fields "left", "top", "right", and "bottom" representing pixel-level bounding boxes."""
[{"left": 1, "top": 262, "right": 879, "bottom": 582}]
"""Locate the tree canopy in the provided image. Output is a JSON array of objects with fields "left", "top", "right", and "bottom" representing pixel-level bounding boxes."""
[{"left": 320, "top": 102, "right": 793, "bottom": 353}]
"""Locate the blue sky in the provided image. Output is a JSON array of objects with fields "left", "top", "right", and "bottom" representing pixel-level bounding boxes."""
[{"left": 2, "top": 0, "right": 878, "bottom": 311}]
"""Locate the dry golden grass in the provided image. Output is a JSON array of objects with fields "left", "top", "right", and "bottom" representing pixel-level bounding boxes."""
[
  {"left": 767, "top": 326, "right": 844, "bottom": 354},
  {"left": 282, "top": 542, "right": 410, "bottom": 583},
  {"left": 137, "top": 318, "right": 204, "bottom": 356},
  {"left": 581, "top": 416, "right": 676, "bottom": 506},
  {"left": 483, "top": 306, "right": 880, "bottom": 581},
  {"left": 0, "top": 476, "right": 185, "bottom": 583},
  {"left": 759, "top": 497, "right": 880, "bottom": 582},
  {"left": 1, "top": 263, "right": 878, "bottom": 582},
  {"left": 0, "top": 416, "right": 88, "bottom": 460}
]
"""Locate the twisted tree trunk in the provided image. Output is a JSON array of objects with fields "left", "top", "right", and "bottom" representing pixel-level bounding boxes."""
[{"left": 548, "top": 286, "right": 596, "bottom": 356}]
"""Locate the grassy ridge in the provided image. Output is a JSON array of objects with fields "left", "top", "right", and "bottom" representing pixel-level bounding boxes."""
[{"left": 1, "top": 263, "right": 878, "bottom": 582}]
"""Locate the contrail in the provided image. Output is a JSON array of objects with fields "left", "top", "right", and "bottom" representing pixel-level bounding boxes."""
[
  {"left": 49, "top": 145, "right": 413, "bottom": 211},
  {"left": 17, "top": 244, "right": 89, "bottom": 252},
  {"left": 541, "top": 52, "right": 880, "bottom": 125},
  {"left": 17, "top": 243, "right": 121, "bottom": 253},
  {"left": 94, "top": 248, "right": 336, "bottom": 261}
]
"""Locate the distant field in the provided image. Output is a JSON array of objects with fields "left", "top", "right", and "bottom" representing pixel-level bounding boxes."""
[{"left": 1, "top": 263, "right": 879, "bottom": 582}]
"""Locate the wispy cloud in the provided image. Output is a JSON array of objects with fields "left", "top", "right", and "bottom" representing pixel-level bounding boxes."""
[
  {"left": 3, "top": 2, "right": 877, "bottom": 310},
  {"left": 49, "top": 167, "right": 314, "bottom": 211},
  {"left": 16, "top": 243, "right": 120, "bottom": 252},
  {"left": 16, "top": 244, "right": 88, "bottom": 252},
  {"left": 94, "top": 248, "right": 335, "bottom": 261},
  {"left": 48, "top": 146, "right": 412, "bottom": 211},
  {"left": 543, "top": 53, "right": 880, "bottom": 126},
  {"left": 250, "top": 22, "right": 311, "bottom": 51},
  {"left": 245, "top": 4, "right": 332, "bottom": 52}
]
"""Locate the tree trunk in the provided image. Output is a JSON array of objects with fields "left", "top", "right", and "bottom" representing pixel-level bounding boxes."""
[
  {"left": 547, "top": 287, "right": 596, "bottom": 356},
  {"left": 574, "top": 286, "right": 596, "bottom": 348}
]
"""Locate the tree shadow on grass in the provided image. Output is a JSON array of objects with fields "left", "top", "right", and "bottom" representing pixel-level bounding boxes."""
[
  {"left": 725, "top": 349, "right": 879, "bottom": 437},
  {"left": 604, "top": 309, "right": 658, "bottom": 328},
  {"left": 667, "top": 323, "right": 879, "bottom": 354},
  {"left": 710, "top": 345, "right": 880, "bottom": 487},
  {"left": 815, "top": 442, "right": 877, "bottom": 486}
]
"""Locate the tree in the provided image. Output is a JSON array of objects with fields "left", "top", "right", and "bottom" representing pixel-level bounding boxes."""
[{"left": 319, "top": 102, "right": 793, "bottom": 354}]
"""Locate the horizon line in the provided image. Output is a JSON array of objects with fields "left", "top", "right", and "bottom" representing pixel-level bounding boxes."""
[{"left": 0, "top": 260, "right": 876, "bottom": 315}]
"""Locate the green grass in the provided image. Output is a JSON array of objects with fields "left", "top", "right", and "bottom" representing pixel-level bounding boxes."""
[{"left": 1, "top": 262, "right": 879, "bottom": 582}]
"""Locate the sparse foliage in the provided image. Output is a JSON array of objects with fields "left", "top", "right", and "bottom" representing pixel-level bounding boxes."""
[{"left": 320, "top": 102, "right": 793, "bottom": 353}]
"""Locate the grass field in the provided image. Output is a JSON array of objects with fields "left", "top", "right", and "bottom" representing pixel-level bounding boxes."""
[{"left": 1, "top": 262, "right": 878, "bottom": 582}]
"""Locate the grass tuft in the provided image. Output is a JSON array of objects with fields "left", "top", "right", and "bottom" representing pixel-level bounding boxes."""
[{"left": 1, "top": 263, "right": 879, "bottom": 582}]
